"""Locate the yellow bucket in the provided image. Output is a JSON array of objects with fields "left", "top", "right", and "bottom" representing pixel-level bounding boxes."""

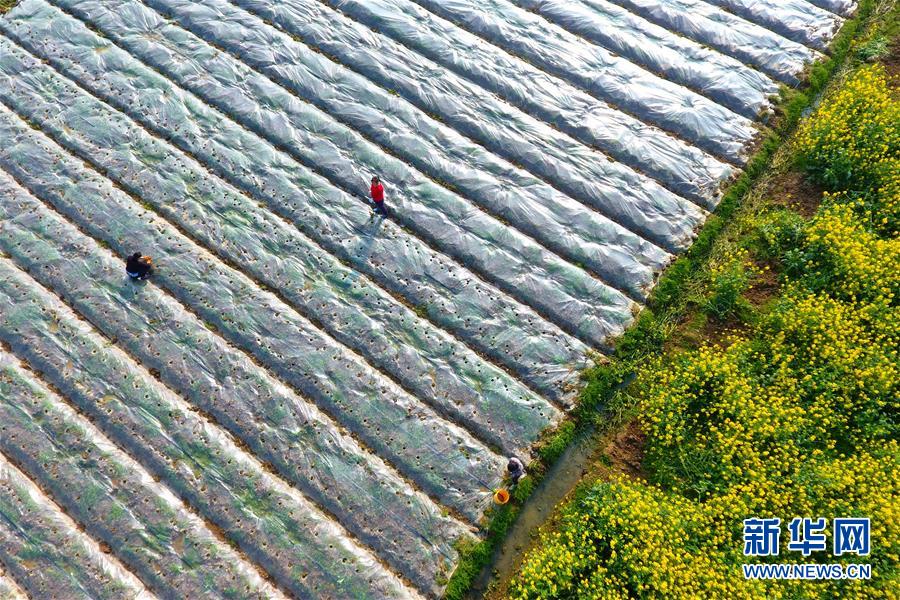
[{"left": 493, "top": 489, "right": 510, "bottom": 505}]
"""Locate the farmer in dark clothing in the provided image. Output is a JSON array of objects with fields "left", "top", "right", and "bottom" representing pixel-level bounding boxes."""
[
  {"left": 507, "top": 457, "right": 526, "bottom": 485},
  {"left": 370, "top": 176, "right": 387, "bottom": 216},
  {"left": 125, "top": 252, "right": 153, "bottom": 280}
]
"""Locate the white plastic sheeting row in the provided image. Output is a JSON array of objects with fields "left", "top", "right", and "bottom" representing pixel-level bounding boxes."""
[
  {"left": 512, "top": 0, "right": 778, "bottom": 119},
  {"left": 0, "top": 169, "right": 467, "bottom": 592},
  {"left": 0, "top": 9, "right": 561, "bottom": 453},
  {"left": 705, "top": 0, "right": 846, "bottom": 50},
  {"left": 805, "top": 0, "right": 857, "bottom": 17},
  {"left": 610, "top": 0, "right": 825, "bottom": 84},
  {"left": 0, "top": 428, "right": 153, "bottom": 600},
  {"left": 0, "top": 104, "right": 506, "bottom": 522},
  {"left": 0, "top": 247, "right": 421, "bottom": 599},
  {"left": 0, "top": 347, "right": 284, "bottom": 600}
]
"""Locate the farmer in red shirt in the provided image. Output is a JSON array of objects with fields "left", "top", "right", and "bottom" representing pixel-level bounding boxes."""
[{"left": 370, "top": 175, "right": 388, "bottom": 216}]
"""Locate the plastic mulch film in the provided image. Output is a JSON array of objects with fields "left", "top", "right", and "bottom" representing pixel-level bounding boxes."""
[
  {"left": 0, "top": 11, "right": 562, "bottom": 453},
  {"left": 0, "top": 351, "right": 287, "bottom": 600},
  {"left": 514, "top": 0, "right": 779, "bottom": 119},
  {"left": 0, "top": 252, "right": 425, "bottom": 599},
  {"left": 2, "top": 2, "right": 606, "bottom": 386},
  {"left": 704, "top": 0, "right": 846, "bottom": 51},
  {"left": 0, "top": 35, "right": 561, "bottom": 461},
  {"left": 297, "top": 0, "right": 731, "bottom": 206},
  {"left": 804, "top": 0, "right": 857, "bottom": 17},
  {"left": 359, "top": 2, "right": 744, "bottom": 205},
  {"left": 0, "top": 435, "right": 152, "bottom": 600},
  {"left": 0, "top": 104, "right": 509, "bottom": 522},
  {"left": 77, "top": 0, "right": 686, "bottom": 288},
  {"left": 6, "top": 3, "right": 625, "bottom": 369},
  {"left": 0, "top": 569, "right": 26, "bottom": 600},
  {"left": 23, "top": 5, "right": 636, "bottom": 360},
  {"left": 610, "top": 0, "right": 822, "bottom": 85},
  {"left": 193, "top": 0, "right": 710, "bottom": 254},
  {"left": 377, "top": 0, "right": 758, "bottom": 163},
  {"left": 0, "top": 169, "right": 470, "bottom": 594}
]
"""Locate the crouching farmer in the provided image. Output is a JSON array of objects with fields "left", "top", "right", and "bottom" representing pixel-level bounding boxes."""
[
  {"left": 126, "top": 252, "right": 153, "bottom": 281},
  {"left": 507, "top": 456, "right": 526, "bottom": 485}
]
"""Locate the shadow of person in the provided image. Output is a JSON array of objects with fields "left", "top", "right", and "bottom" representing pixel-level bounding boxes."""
[
  {"left": 354, "top": 213, "right": 386, "bottom": 264},
  {"left": 119, "top": 274, "right": 167, "bottom": 329},
  {"left": 124, "top": 274, "right": 151, "bottom": 285}
]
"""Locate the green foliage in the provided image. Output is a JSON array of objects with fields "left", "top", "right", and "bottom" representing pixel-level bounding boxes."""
[
  {"left": 508, "top": 21, "right": 899, "bottom": 600},
  {"left": 752, "top": 209, "right": 807, "bottom": 261},
  {"left": 537, "top": 421, "right": 576, "bottom": 465},
  {"left": 444, "top": 501, "right": 520, "bottom": 600},
  {"left": 513, "top": 477, "right": 535, "bottom": 503},
  {"left": 702, "top": 250, "right": 756, "bottom": 320},
  {"left": 443, "top": 538, "right": 491, "bottom": 599},
  {"left": 794, "top": 65, "right": 899, "bottom": 235},
  {"left": 857, "top": 35, "right": 890, "bottom": 61},
  {"left": 511, "top": 481, "right": 762, "bottom": 599},
  {"left": 614, "top": 310, "right": 666, "bottom": 360},
  {"left": 782, "top": 203, "right": 900, "bottom": 304}
]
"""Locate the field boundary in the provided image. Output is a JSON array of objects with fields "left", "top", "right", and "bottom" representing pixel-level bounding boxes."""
[{"left": 443, "top": 2, "right": 884, "bottom": 597}]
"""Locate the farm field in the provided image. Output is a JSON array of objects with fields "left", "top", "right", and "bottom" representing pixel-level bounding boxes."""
[
  {"left": 501, "top": 6, "right": 899, "bottom": 598},
  {"left": 0, "top": 0, "right": 859, "bottom": 597}
]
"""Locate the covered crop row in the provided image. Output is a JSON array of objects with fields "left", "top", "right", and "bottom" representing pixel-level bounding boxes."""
[
  {"left": 511, "top": 0, "right": 778, "bottom": 119},
  {"left": 610, "top": 0, "right": 822, "bottom": 84},
  {"left": 54, "top": 0, "right": 679, "bottom": 302},
  {"left": 0, "top": 249, "right": 421, "bottom": 599},
  {"left": 4, "top": 1, "right": 620, "bottom": 377},
  {"left": 0, "top": 11, "right": 560, "bottom": 453},
  {"left": 704, "top": 0, "right": 846, "bottom": 50},
  {"left": 378, "top": 0, "right": 757, "bottom": 162},
  {"left": 0, "top": 168, "right": 469, "bottom": 591},
  {"left": 0, "top": 424, "right": 151, "bottom": 600},
  {"left": 204, "top": 0, "right": 709, "bottom": 253},
  {"left": 277, "top": 0, "right": 731, "bottom": 205},
  {"left": 805, "top": 0, "right": 858, "bottom": 17},
  {"left": 0, "top": 348, "right": 283, "bottom": 599},
  {"left": 0, "top": 571, "right": 24, "bottom": 600},
  {"left": 2, "top": 0, "right": 598, "bottom": 394},
  {"left": 0, "top": 105, "right": 507, "bottom": 520},
  {"left": 0, "top": 569, "right": 25, "bottom": 600}
]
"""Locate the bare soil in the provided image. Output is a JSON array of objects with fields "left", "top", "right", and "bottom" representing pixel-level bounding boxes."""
[
  {"left": 884, "top": 34, "right": 900, "bottom": 79},
  {"left": 598, "top": 420, "right": 647, "bottom": 481},
  {"left": 746, "top": 262, "right": 781, "bottom": 307},
  {"left": 766, "top": 169, "right": 825, "bottom": 218}
]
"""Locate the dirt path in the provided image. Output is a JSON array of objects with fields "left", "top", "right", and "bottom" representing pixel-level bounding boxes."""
[{"left": 472, "top": 420, "right": 646, "bottom": 600}]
